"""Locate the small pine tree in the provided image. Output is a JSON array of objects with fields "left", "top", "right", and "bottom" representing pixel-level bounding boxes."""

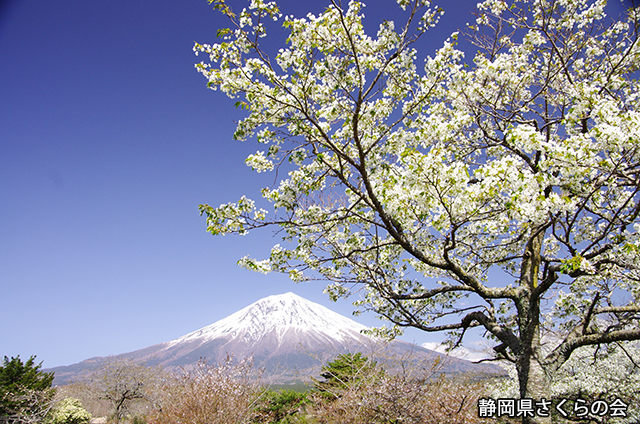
[
  {"left": 254, "top": 389, "right": 309, "bottom": 423},
  {"left": 314, "top": 353, "right": 380, "bottom": 399}
]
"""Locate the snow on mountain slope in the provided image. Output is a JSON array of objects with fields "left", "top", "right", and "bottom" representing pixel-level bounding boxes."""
[{"left": 164, "top": 292, "right": 370, "bottom": 349}]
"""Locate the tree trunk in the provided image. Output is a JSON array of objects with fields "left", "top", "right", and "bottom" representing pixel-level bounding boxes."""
[
  {"left": 517, "top": 295, "right": 548, "bottom": 399},
  {"left": 515, "top": 305, "right": 552, "bottom": 424},
  {"left": 517, "top": 343, "right": 551, "bottom": 424},
  {"left": 516, "top": 230, "right": 551, "bottom": 424}
]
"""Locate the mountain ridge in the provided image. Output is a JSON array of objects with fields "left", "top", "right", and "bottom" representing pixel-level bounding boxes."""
[{"left": 48, "top": 292, "right": 503, "bottom": 385}]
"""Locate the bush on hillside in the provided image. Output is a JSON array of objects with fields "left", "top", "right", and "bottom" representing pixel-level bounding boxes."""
[{"left": 48, "top": 397, "right": 91, "bottom": 424}]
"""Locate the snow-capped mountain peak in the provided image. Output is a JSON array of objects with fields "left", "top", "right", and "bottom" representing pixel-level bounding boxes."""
[{"left": 166, "top": 292, "right": 369, "bottom": 348}]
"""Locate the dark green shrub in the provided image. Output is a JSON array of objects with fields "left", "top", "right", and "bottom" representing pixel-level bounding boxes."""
[{"left": 0, "top": 355, "right": 55, "bottom": 420}]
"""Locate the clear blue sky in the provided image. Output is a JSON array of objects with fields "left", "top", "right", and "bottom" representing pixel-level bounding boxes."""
[{"left": 1, "top": 0, "right": 630, "bottom": 369}]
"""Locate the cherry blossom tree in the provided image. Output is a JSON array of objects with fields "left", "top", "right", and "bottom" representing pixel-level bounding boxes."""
[{"left": 194, "top": 0, "right": 640, "bottom": 421}]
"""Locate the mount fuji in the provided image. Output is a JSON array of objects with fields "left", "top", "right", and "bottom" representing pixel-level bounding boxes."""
[{"left": 49, "top": 292, "right": 502, "bottom": 384}]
